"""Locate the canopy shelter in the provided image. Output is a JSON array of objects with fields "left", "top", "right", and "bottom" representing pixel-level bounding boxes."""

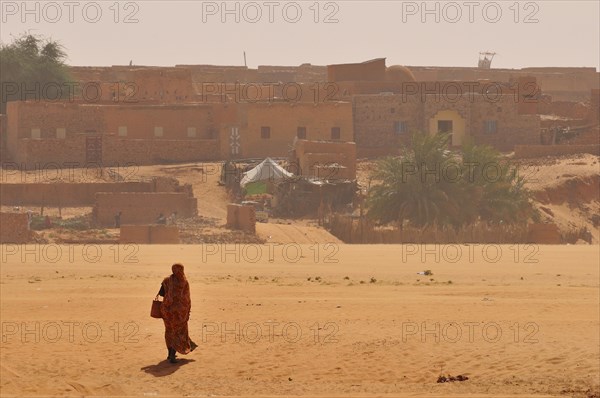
[{"left": 240, "top": 157, "right": 293, "bottom": 189}]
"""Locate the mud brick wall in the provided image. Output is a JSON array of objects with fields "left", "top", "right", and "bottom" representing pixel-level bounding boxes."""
[
  {"left": 514, "top": 144, "right": 600, "bottom": 158},
  {"left": 6, "top": 101, "right": 220, "bottom": 167},
  {"left": 94, "top": 192, "right": 197, "bottom": 226},
  {"left": 591, "top": 89, "right": 600, "bottom": 125},
  {"left": 537, "top": 101, "right": 590, "bottom": 119},
  {"left": 101, "top": 137, "right": 219, "bottom": 165},
  {"left": 407, "top": 66, "right": 599, "bottom": 102},
  {"left": 0, "top": 212, "right": 32, "bottom": 243},
  {"left": 12, "top": 135, "right": 218, "bottom": 168},
  {"left": 466, "top": 95, "right": 541, "bottom": 151},
  {"left": 69, "top": 66, "right": 195, "bottom": 103},
  {"left": 226, "top": 204, "right": 256, "bottom": 233},
  {"left": 120, "top": 225, "right": 180, "bottom": 244},
  {"left": 353, "top": 94, "right": 422, "bottom": 151},
  {"left": 228, "top": 102, "right": 354, "bottom": 159},
  {"left": 293, "top": 140, "right": 357, "bottom": 180},
  {"left": 0, "top": 182, "right": 155, "bottom": 206}
]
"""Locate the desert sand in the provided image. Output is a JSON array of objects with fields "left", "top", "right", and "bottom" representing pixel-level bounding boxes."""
[{"left": 1, "top": 244, "right": 598, "bottom": 397}]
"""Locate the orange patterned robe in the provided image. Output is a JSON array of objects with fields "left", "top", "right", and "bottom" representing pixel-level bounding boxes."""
[{"left": 160, "top": 265, "right": 192, "bottom": 354}]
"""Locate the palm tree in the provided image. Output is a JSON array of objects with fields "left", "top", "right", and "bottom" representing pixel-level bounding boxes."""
[
  {"left": 367, "top": 132, "right": 463, "bottom": 228},
  {"left": 461, "top": 141, "right": 533, "bottom": 225},
  {"left": 367, "top": 133, "right": 535, "bottom": 228}
]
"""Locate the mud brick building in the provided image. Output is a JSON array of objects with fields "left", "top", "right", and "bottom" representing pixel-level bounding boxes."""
[
  {"left": 2, "top": 58, "right": 597, "bottom": 167},
  {"left": 5, "top": 99, "right": 352, "bottom": 167}
]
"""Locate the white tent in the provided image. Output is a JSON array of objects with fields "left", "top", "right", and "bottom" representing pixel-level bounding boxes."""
[{"left": 240, "top": 158, "right": 293, "bottom": 188}]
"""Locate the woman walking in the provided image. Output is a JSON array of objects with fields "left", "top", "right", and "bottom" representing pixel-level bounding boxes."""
[{"left": 158, "top": 263, "right": 198, "bottom": 363}]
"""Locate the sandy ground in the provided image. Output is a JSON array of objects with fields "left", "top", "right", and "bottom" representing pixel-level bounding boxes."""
[{"left": 1, "top": 244, "right": 598, "bottom": 397}]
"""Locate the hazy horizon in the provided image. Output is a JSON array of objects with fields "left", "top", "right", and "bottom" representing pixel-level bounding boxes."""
[{"left": 1, "top": 1, "right": 599, "bottom": 70}]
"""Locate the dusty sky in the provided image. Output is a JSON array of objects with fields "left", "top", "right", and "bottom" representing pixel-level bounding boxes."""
[{"left": 1, "top": 1, "right": 598, "bottom": 69}]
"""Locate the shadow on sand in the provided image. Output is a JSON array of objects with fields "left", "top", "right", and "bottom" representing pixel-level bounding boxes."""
[{"left": 141, "top": 358, "right": 196, "bottom": 377}]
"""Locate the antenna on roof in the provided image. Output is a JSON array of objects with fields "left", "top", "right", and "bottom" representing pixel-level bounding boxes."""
[
  {"left": 478, "top": 51, "right": 496, "bottom": 69},
  {"left": 243, "top": 51, "right": 247, "bottom": 67}
]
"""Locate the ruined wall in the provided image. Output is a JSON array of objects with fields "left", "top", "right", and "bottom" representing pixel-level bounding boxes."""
[
  {"left": 94, "top": 192, "right": 197, "bottom": 226},
  {"left": 514, "top": 144, "right": 600, "bottom": 158},
  {"left": 0, "top": 212, "right": 32, "bottom": 243},
  {"left": 120, "top": 225, "right": 180, "bottom": 244},
  {"left": 0, "top": 182, "right": 155, "bottom": 206}
]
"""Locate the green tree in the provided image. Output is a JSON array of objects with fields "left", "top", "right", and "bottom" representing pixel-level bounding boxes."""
[
  {"left": 367, "top": 132, "right": 463, "bottom": 228},
  {"left": 366, "top": 132, "right": 534, "bottom": 228},
  {"left": 461, "top": 141, "right": 533, "bottom": 225},
  {"left": 1, "top": 33, "right": 72, "bottom": 113}
]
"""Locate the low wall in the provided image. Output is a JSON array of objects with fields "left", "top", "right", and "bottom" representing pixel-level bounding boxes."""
[
  {"left": 0, "top": 212, "right": 33, "bottom": 243},
  {"left": 120, "top": 225, "right": 180, "bottom": 244},
  {"left": 94, "top": 192, "right": 197, "bottom": 226},
  {"left": 226, "top": 204, "right": 256, "bottom": 233},
  {"left": 327, "top": 215, "right": 534, "bottom": 244},
  {"left": 0, "top": 182, "right": 155, "bottom": 206},
  {"left": 514, "top": 145, "right": 600, "bottom": 158},
  {"left": 293, "top": 140, "right": 357, "bottom": 180}
]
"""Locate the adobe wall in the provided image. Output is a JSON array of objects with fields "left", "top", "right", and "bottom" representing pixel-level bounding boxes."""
[
  {"left": 327, "top": 59, "right": 387, "bottom": 82},
  {"left": 120, "top": 225, "right": 180, "bottom": 244},
  {"left": 465, "top": 95, "right": 541, "bottom": 151},
  {"left": 0, "top": 114, "right": 7, "bottom": 162},
  {"left": 226, "top": 204, "right": 256, "bottom": 233},
  {"left": 8, "top": 101, "right": 217, "bottom": 141},
  {"left": 7, "top": 101, "right": 220, "bottom": 167},
  {"left": 514, "top": 144, "right": 600, "bottom": 158},
  {"left": 69, "top": 66, "right": 195, "bottom": 103},
  {"left": 407, "top": 66, "right": 599, "bottom": 102},
  {"left": 353, "top": 94, "right": 422, "bottom": 150},
  {"left": 221, "top": 102, "right": 354, "bottom": 159},
  {"left": 0, "top": 212, "right": 32, "bottom": 243},
  {"left": 0, "top": 182, "right": 154, "bottom": 206},
  {"left": 94, "top": 192, "right": 197, "bottom": 226},
  {"left": 591, "top": 89, "right": 600, "bottom": 125},
  {"left": 13, "top": 136, "right": 218, "bottom": 168},
  {"left": 293, "top": 139, "right": 357, "bottom": 180},
  {"left": 537, "top": 101, "right": 590, "bottom": 119},
  {"left": 353, "top": 93, "right": 539, "bottom": 153}
]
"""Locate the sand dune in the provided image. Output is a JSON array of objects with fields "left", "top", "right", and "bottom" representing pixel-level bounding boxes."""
[{"left": 1, "top": 244, "right": 598, "bottom": 397}]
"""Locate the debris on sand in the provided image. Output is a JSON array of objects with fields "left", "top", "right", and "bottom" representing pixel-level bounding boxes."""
[{"left": 437, "top": 374, "right": 469, "bottom": 383}]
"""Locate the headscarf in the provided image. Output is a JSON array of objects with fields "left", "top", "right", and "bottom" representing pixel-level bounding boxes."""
[{"left": 160, "top": 263, "right": 192, "bottom": 354}]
